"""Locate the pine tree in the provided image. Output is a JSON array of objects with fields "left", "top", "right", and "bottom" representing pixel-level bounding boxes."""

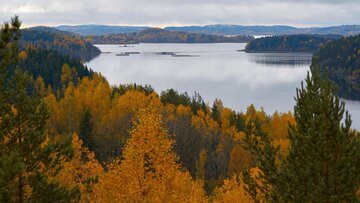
[
  {"left": 280, "top": 69, "right": 360, "bottom": 202},
  {"left": 0, "top": 15, "right": 25, "bottom": 202},
  {"left": 242, "top": 69, "right": 360, "bottom": 202},
  {"left": 242, "top": 120, "right": 279, "bottom": 203},
  {"left": 0, "top": 16, "right": 80, "bottom": 202}
]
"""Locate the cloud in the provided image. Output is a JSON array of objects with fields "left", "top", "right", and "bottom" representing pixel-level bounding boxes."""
[{"left": 0, "top": 0, "right": 359, "bottom": 27}]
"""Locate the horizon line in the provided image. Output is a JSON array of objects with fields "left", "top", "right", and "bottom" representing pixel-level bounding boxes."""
[{"left": 22, "top": 23, "right": 360, "bottom": 29}]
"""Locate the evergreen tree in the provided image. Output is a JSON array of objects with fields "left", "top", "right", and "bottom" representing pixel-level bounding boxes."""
[
  {"left": 242, "top": 120, "right": 279, "bottom": 203},
  {"left": 242, "top": 69, "right": 360, "bottom": 202},
  {"left": 211, "top": 100, "right": 221, "bottom": 124},
  {"left": 0, "top": 16, "right": 80, "bottom": 202},
  {"left": 0, "top": 15, "right": 24, "bottom": 202},
  {"left": 79, "top": 109, "right": 93, "bottom": 150},
  {"left": 282, "top": 69, "right": 360, "bottom": 202}
]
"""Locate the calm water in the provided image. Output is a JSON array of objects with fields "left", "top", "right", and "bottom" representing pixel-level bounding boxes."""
[{"left": 86, "top": 43, "right": 360, "bottom": 129}]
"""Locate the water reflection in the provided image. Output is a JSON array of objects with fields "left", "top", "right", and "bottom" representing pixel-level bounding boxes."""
[
  {"left": 86, "top": 43, "right": 360, "bottom": 129},
  {"left": 247, "top": 53, "right": 313, "bottom": 66}
]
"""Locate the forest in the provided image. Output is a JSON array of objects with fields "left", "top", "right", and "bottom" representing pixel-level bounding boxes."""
[
  {"left": 312, "top": 35, "right": 360, "bottom": 99},
  {"left": 0, "top": 16, "right": 359, "bottom": 202},
  {"left": 16, "top": 48, "right": 94, "bottom": 92},
  {"left": 84, "top": 28, "right": 254, "bottom": 44},
  {"left": 20, "top": 27, "right": 101, "bottom": 61},
  {"left": 245, "top": 34, "right": 341, "bottom": 53}
]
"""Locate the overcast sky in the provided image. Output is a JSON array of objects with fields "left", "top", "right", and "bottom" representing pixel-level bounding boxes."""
[{"left": 1, "top": 0, "right": 359, "bottom": 27}]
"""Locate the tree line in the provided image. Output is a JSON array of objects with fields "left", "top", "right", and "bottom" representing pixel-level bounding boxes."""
[
  {"left": 20, "top": 27, "right": 101, "bottom": 61},
  {"left": 245, "top": 34, "right": 341, "bottom": 53},
  {"left": 85, "top": 28, "right": 254, "bottom": 44},
  {"left": 312, "top": 34, "right": 360, "bottom": 100}
]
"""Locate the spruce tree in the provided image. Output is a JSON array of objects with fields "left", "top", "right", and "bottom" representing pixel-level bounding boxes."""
[
  {"left": 0, "top": 16, "right": 80, "bottom": 202},
  {"left": 242, "top": 69, "right": 360, "bottom": 202}
]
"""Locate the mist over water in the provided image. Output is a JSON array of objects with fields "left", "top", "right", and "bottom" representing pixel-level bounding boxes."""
[{"left": 86, "top": 43, "right": 360, "bottom": 129}]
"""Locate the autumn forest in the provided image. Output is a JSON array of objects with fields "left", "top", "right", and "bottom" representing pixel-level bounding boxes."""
[{"left": 0, "top": 16, "right": 359, "bottom": 203}]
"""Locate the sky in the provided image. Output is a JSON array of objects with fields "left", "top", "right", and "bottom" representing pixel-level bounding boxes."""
[{"left": 0, "top": 0, "right": 359, "bottom": 28}]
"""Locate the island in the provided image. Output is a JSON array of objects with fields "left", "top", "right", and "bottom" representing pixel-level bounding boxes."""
[{"left": 245, "top": 34, "right": 341, "bottom": 53}]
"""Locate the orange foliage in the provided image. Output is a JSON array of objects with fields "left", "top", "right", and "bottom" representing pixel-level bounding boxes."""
[
  {"left": 93, "top": 108, "right": 207, "bottom": 202},
  {"left": 212, "top": 175, "right": 253, "bottom": 203},
  {"left": 228, "top": 144, "right": 252, "bottom": 176},
  {"left": 220, "top": 107, "right": 238, "bottom": 137},
  {"left": 44, "top": 92, "right": 61, "bottom": 135},
  {"left": 273, "top": 138, "right": 290, "bottom": 157},
  {"left": 55, "top": 133, "right": 103, "bottom": 202},
  {"left": 269, "top": 111, "right": 295, "bottom": 140},
  {"left": 192, "top": 109, "right": 219, "bottom": 135},
  {"left": 18, "top": 50, "right": 28, "bottom": 60}
]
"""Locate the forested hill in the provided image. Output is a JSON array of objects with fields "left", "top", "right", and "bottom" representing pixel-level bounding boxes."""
[
  {"left": 56, "top": 24, "right": 360, "bottom": 36},
  {"left": 20, "top": 26, "right": 101, "bottom": 61},
  {"left": 85, "top": 28, "right": 254, "bottom": 44},
  {"left": 57, "top": 24, "right": 150, "bottom": 35},
  {"left": 165, "top": 25, "right": 360, "bottom": 36},
  {"left": 245, "top": 35, "right": 341, "bottom": 53},
  {"left": 16, "top": 48, "right": 94, "bottom": 92},
  {"left": 312, "top": 35, "right": 360, "bottom": 99}
]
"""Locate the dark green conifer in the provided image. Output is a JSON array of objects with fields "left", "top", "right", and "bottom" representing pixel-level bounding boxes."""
[
  {"left": 281, "top": 69, "right": 360, "bottom": 202},
  {"left": 0, "top": 16, "right": 80, "bottom": 202},
  {"left": 242, "top": 69, "right": 360, "bottom": 202},
  {"left": 79, "top": 109, "right": 93, "bottom": 150}
]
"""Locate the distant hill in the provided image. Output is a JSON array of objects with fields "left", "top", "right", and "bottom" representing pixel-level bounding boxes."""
[
  {"left": 20, "top": 26, "right": 101, "bottom": 61},
  {"left": 311, "top": 35, "right": 360, "bottom": 99},
  {"left": 245, "top": 34, "right": 341, "bottom": 53},
  {"left": 166, "top": 25, "right": 360, "bottom": 36},
  {"left": 25, "top": 26, "right": 76, "bottom": 36},
  {"left": 56, "top": 24, "right": 360, "bottom": 36},
  {"left": 56, "top": 25, "right": 150, "bottom": 35},
  {"left": 166, "top": 25, "right": 297, "bottom": 36},
  {"left": 85, "top": 28, "right": 254, "bottom": 44}
]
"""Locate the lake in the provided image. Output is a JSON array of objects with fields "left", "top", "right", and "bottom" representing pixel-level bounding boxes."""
[{"left": 86, "top": 43, "right": 360, "bottom": 129}]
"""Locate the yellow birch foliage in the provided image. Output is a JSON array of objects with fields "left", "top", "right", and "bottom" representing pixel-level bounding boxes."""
[
  {"left": 228, "top": 144, "right": 252, "bottom": 176},
  {"left": 34, "top": 76, "right": 46, "bottom": 96},
  {"left": 196, "top": 149, "right": 207, "bottom": 180},
  {"left": 220, "top": 108, "right": 236, "bottom": 135},
  {"left": 93, "top": 108, "right": 207, "bottom": 202},
  {"left": 18, "top": 50, "right": 28, "bottom": 60},
  {"left": 55, "top": 133, "right": 103, "bottom": 202},
  {"left": 44, "top": 91, "right": 61, "bottom": 135},
  {"left": 99, "top": 90, "right": 162, "bottom": 146},
  {"left": 246, "top": 105, "right": 271, "bottom": 133},
  {"left": 59, "top": 82, "right": 82, "bottom": 134},
  {"left": 176, "top": 104, "right": 192, "bottom": 116},
  {"left": 273, "top": 138, "right": 290, "bottom": 157},
  {"left": 269, "top": 111, "right": 295, "bottom": 140},
  {"left": 192, "top": 109, "right": 219, "bottom": 134},
  {"left": 212, "top": 175, "right": 253, "bottom": 203}
]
